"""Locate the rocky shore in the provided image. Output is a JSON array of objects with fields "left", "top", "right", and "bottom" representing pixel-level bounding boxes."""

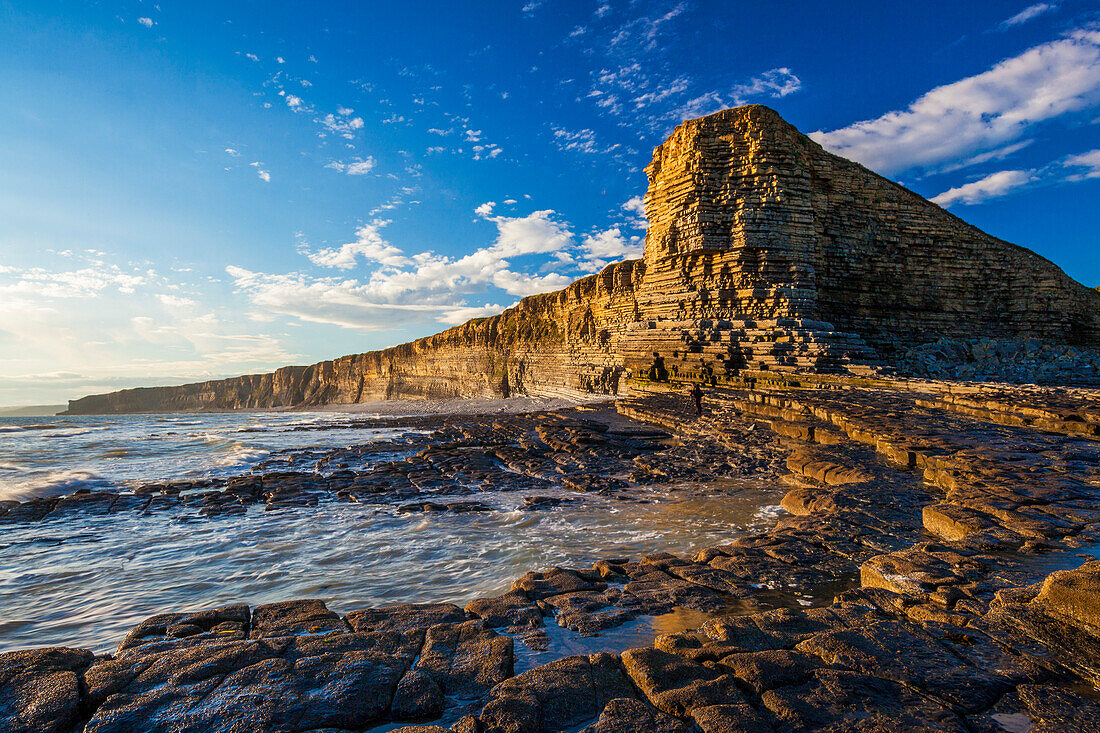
[{"left": 4, "top": 377, "right": 1100, "bottom": 732}]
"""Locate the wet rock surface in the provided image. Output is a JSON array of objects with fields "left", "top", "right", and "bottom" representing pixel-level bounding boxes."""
[
  {"left": 6, "top": 380, "right": 1100, "bottom": 731},
  {"left": 0, "top": 406, "right": 780, "bottom": 526}
]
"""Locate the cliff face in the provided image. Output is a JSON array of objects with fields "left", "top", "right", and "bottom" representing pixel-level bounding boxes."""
[
  {"left": 66, "top": 259, "right": 644, "bottom": 413},
  {"left": 65, "top": 105, "right": 1100, "bottom": 414}
]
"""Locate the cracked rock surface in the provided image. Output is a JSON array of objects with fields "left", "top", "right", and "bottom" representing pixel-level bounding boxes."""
[{"left": 5, "top": 379, "right": 1100, "bottom": 732}]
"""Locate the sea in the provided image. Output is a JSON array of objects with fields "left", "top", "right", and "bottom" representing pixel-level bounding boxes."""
[{"left": 0, "top": 410, "right": 786, "bottom": 654}]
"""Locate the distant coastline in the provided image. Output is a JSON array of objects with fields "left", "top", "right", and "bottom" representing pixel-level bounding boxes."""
[{"left": 0, "top": 404, "right": 67, "bottom": 417}]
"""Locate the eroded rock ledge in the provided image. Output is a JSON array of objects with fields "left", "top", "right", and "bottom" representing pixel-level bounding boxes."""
[{"left": 6, "top": 378, "right": 1100, "bottom": 732}]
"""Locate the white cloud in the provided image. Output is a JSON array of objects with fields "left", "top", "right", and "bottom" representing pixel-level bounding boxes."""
[
  {"left": 588, "top": 58, "right": 802, "bottom": 135},
  {"left": 491, "top": 270, "right": 573, "bottom": 295},
  {"left": 0, "top": 258, "right": 300, "bottom": 403},
  {"left": 610, "top": 2, "right": 687, "bottom": 53},
  {"left": 276, "top": 56, "right": 286, "bottom": 64},
  {"left": 666, "top": 68, "right": 802, "bottom": 123},
  {"left": 257, "top": 169, "right": 271, "bottom": 182},
  {"left": 939, "top": 140, "right": 1035, "bottom": 173},
  {"left": 224, "top": 147, "right": 241, "bottom": 157},
  {"left": 471, "top": 145, "right": 503, "bottom": 160},
  {"left": 811, "top": 29, "right": 1100, "bottom": 175},
  {"left": 483, "top": 209, "right": 573, "bottom": 257},
  {"left": 326, "top": 157, "right": 376, "bottom": 175},
  {"left": 304, "top": 220, "right": 411, "bottom": 270},
  {"left": 552, "top": 126, "right": 609, "bottom": 154},
  {"left": 156, "top": 294, "right": 197, "bottom": 308},
  {"left": 998, "top": 3, "right": 1059, "bottom": 30},
  {"left": 226, "top": 266, "right": 483, "bottom": 331},
  {"left": 475, "top": 202, "right": 496, "bottom": 217},
  {"left": 622, "top": 195, "right": 646, "bottom": 221},
  {"left": 285, "top": 94, "right": 303, "bottom": 109},
  {"left": 246, "top": 53, "right": 259, "bottom": 62},
  {"left": 580, "top": 227, "right": 644, "bottom": 263},
  {"left": 318, "top": 112, "right": 365, "bottom": 139},
  {"left": 137, "top": 17, "right": 154, "bottom": 28},
  {"left": 230, "top": 207, "right": 583, "bottom": 331},
  {"left": 931, "top": 169, "right": 1036, "bottom": 206},
  {"left": 1064, "top": 148, "right": 1100, "bottom": 179},
  {"left": 436, "top": 304, "right": 511, "bottom": 325},
  {"left": 0, "top": 264, "right": 147, "bottom": 299}
]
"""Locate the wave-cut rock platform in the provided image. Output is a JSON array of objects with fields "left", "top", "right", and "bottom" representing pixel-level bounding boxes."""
[{"left": 6, "top": 376, "right": 1100, "bottom": 732}]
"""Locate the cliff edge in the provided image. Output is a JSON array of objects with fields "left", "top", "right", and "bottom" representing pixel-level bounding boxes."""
[{"left": 65, "top": 105, "right": 1100, "bottom": 414}]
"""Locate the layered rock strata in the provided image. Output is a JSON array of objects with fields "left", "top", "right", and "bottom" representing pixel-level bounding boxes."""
[{"left": 65, "top": 105, "right": 1100, "bottom": 414}]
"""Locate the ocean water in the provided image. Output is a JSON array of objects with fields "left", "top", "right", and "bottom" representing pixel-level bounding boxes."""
[
  {"left": 0, "top": 410, "right": 786, "bottom": 654},
  {"left": 0, "top": 411, "right": 406, "bottom": 502}
]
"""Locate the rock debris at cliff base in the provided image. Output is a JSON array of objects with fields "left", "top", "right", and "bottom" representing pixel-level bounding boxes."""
[{"left": 5, "top": 377, "right": 1100, "bottom": 732}]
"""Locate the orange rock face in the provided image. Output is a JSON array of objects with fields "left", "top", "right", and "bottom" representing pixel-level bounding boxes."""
[{"left": 65, "top": 106, "right": 1100, "bottom": 414}]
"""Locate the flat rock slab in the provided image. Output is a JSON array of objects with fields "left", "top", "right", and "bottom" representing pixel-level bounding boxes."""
[{"left": 0, "top": 647, "right": 93, "bottom": 733}]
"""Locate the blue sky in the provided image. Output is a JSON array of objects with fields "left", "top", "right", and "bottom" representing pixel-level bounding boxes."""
[{"left": 2, "top": 0, "right": 1100, "bottom": 404}]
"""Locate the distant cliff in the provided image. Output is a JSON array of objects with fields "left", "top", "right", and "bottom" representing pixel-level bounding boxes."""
[
  {"left": 65, "top": 260, "right": 644, "bottom": 413},
  {"left": 65, "top": 105, "right": 1100, "bottom": 414}
]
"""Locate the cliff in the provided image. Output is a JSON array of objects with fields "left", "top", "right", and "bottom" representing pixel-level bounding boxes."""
[{"left": 65, "top": 105, "right": 1100, "bottom": 414}]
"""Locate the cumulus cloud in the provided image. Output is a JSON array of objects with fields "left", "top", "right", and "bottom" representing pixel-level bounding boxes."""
[
  {"left": 480, "top": 208, "right": 575, "bottom": 259},
  {"left": 137, "top": 17, "right": 154, "bottom": 28},
  {"left": 225, "top": 266, "right": 443, "bottom": 330},
  {"left": 811, "top": 28, "right": 1100, "bottom": 175},
  {"left": 229, "top": 206, "right": 592, "bottom": 332},
  {"left": 436, "top": 304, "right": 512, "bottom": 325},
  {"left": 304, "top": 220, "right": 411, "bottom": 270},
  {"left": 622, "top": 195, "right": 646, "bottom": 219},
  {"left": 579, "top": 227, "right": 645, "bottom": 271},
  {"left": 931, "top": 169, "right": 1036, "bottom": 206}
]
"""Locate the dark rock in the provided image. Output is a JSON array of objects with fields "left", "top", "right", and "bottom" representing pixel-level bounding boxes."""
[
  {"left": 761, "top": 668, "right": 964, "bottom": 731},
  {"left": 0, "top": 647, "right": 93, "bottom": 733},
  {"left": 390, "top": 669, "right": 444, "bottom": 720},
  {"left": 690, "top": 703, "right": 776, "bottom": 733},
  {"left": 587, "top": 697, "right": 691, "bottom": 733},
  {"left": 345, "top": 602, "right": 467, "bottom": 635},
  {"left": 466, "top": 590, "right": 544, "bottom": 629},
  {"left": 511, "top": 568, "right": 606, "bottom": 600},
  {"left": 716, "top": 649, "right": 823, "bottom": 694},
  {"left": 84, "top": 635, "right": 409, "bottom": 732},
  {"left": 417, "top": 621, "right": 513, "bottom": 698},
  {"left": 117, "top": 603, "right": 251, "bottom": 655},
  {"left": 250, "top": 599, "right": 348, "bottom": 638},
  {"left": 620, "top": 647, "right": 746, "bottom": 717},
  {"left": 479, "top": 653, "right": 635, "bottom": 733}
]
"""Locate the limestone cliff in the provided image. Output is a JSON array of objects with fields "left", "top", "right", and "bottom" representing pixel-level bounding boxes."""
[{"left": 64, "top": 105, "right": 1100, "bottom": 414}]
